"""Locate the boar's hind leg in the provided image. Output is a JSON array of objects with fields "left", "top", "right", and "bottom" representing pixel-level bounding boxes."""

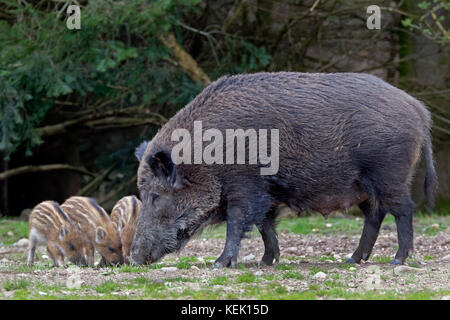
[
  {"left": 347, "top": 201, "right": 386, "bottom": 264},
  {"left": 256, "top": 210, "right": 280, "bottom": 266},
  {"left": 388, "top": 196, "right": 415, "bottom": 265}
]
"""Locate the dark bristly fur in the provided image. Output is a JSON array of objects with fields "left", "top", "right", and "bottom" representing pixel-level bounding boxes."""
[{"left": 130, "top": 72, "right": 437, "bottom": 267}]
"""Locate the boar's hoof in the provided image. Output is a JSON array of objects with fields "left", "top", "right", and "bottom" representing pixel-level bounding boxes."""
[
  {"left": 213, "top": 255, "right": 237, "bottom": 269},
  {"left": 389, "top": 259, "right": 404, "bottom": 265},
  {"left": 259, "top": 257, "right": 276, "bottom": 267},
  {"left": 345, "top": 257, "right": 359, "bottom": 264}
]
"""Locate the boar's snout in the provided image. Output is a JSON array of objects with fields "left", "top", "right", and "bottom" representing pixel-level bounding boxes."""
[{"left": 129, "top": 231, "right": 156, "bottom": 265}]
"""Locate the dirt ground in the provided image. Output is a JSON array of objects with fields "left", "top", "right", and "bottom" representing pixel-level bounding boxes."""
[{"left": 0, "top": 227, "right": 449, "bottom": 299}]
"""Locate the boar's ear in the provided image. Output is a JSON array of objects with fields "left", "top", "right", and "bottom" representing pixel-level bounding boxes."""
[
  {"left": 135, "top": 141, "right": 149, "bottom": 162},
  {"left": 148, "top": 151, "right": 188, "bottom": 190},
  {"left": 59, "top": 226, "right": 69, "bottom": 241},
  {"left": 95, "top": 227, "right": 107, "bottom": 243}
]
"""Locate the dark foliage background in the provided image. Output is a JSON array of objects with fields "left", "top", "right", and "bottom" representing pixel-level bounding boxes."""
[{"left": 0, "top": 0, "right": 448, "bottom": 216}]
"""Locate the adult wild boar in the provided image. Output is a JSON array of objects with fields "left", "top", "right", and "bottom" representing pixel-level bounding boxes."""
[{"left": 130, "top": 72, "right": 437, "bottom": 267}]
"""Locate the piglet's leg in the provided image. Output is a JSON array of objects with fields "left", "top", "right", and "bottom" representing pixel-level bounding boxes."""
[
  {"left": 27, "top": 238, "right": 37, "bottom": 267},
  {"left": 47, "top": 243, "right": 60, "bottom": 267}
]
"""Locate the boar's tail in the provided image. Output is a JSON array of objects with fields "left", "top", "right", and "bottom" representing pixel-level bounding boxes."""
[{"left": 423, "top": 133, "right": 438, "bottom": 211}]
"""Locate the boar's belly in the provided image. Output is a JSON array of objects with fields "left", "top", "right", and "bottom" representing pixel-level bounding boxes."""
[{"left": 311, "top": 191, "right": 368, "bottom": 217}]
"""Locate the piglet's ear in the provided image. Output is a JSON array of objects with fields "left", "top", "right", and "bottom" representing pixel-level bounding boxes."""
[
  {"left": 59, "top": 226, "right": 69, "bottom": 241},
  {"left": 135, "top": 141, "right": 149, "bottom": 162},
  {"left": 95, "top": 227, "right": 106, "bottom": 243}
]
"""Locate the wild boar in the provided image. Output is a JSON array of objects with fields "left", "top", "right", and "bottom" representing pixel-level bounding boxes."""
[
  {"left": 130, "top": 72, "right": 437, "bottom": 268},
  {"left": 61, "top": 196, "right": 123, "bottom": 266},
  {"left": 110, "top": 195, "right": 142, "bottom": 264},
  {"left": 27, "top": 200, "right": 87, "bottom": 267}
]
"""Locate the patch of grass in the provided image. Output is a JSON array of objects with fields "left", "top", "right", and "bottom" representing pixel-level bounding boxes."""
[
  {"left": 424, "top": 255, "right": 434, "bottom": 261},
  {"left": 146, "top": 263, "right": 166, "bottom": 269},
  {"left": 337, "top": 263, "right": 354, "bottom": 270},
  {"left": 309, "top": 266, "right": 327, "bottom": 274},
  {"left": 0, "top": 218, "right": 29, "bottom": 245},
  {"left": 282, "top": 271, "right": 305, "bottom": 280},
  {"left": 95, "top": 280, "right": 120, "bottom": 294},
  {"left": 3, "top": 278, "right": 30, "bottom": 291},
  {"left": 35, "top": 281, "right": 65, "bottom": 293},
  {"left": 209, "top": 276, "right": 230, "bottom": 285},
  {"left": 117, "top": 263, "right": 144, "bottom": 273},
  {"left": 275, "top": 263, "right": 295, "bottom": 271},
  {"left": 372, "top": 256, "right": 392, "bottom": 263},
  {"left": 277, "top": 215, "right": 363, "bottom": 235},
  {"left": 166, "top": 276, "right": 200, "bottom": 283},
  {"left": 318, "top": 256, "right": 336, "bottom": 262},
  {"left": 12, "top": 289, "right": 30, "bottom": 299},
  {"left": 236, "top": 272, "right": 257, "bottom": 283},
  {"left": 262, "top": 274, "right": 279, "bottom": 281},
  {"left": 174, "top": 256, "right": 199, "bottom": 269}
]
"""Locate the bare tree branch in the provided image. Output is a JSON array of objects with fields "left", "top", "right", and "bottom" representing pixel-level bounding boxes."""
[{"left": 0, "top": 164, "right": 95, "bottom": 180}]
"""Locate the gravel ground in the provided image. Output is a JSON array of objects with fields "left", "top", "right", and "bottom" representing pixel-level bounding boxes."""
[{"left": 0, "top": 229, "right": 449, "bottom": 299}]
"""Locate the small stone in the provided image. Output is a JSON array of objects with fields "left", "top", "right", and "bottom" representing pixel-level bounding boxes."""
[
  {"left": 312, "top": 228, "right": 319, "bottom": 232},
  {"left": 441, "top": 254, "right": 450, "bottom": 262},
  {"left": 325, "top": 223, "right": 332, "bottom": 228},
  {"left": 38, "top": 291, "right": 48, "bottom": 296},
  {"left": 254, "top": 270, "right": 263, "bottom": 276},
  {"left": 285, "top": 247, "right": 298, "bottom": 254},
  {"left": 367, "top": 265, "right": 380, "bottom": 274},
  {"left": 431, "top": 223, "right": 439, "bottom": 229},
  {"left": 313, "top": 272, "right": 327, "bottom": 280},
  {"left": 7, "top": 231, "right": 14, "bottom": 237},
  {"left": 66, "top": 274, "right": 83, "bottom": 289},
  {"left": 349, "top": 267, "right": 357, "bottom": 271},
  {"left": 364, "top": 275, "right": 383, "bottom": 290},
  {"left": 197, "top": 257, "right": 204, "bottom": 263},
  {"left": 306, "top": 246, "right": 314, "bottom": 253},
  {"left": 393, "top": 266, "right": 426, "bottom": 275},
  {"left": 242, "top": 254, "right": 255, "bottom": 262},
  {"left": 191, "top": 266, "right": 200, "bottom": 271},
  {"left": 42, "top": 255, "right": 49, "bottom": 260},
  {"left": 161, "top": 267, "right": 178, "bottom": 272},
  {"left": 14, "top": 238, "right": 29, "bottom": 247},
  {"left": 333, "top": 254, "right": 341, "bottom": 260},
  {"left": 440, "top": 296, "right": 450, "bottom": 300}
]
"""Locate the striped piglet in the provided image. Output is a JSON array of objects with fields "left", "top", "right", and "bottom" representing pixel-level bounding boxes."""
[
  {"left": 27, "top": 201, "right": 88, "bottom": 267},
  {"left": 61, "top": 196, "right": 123, "bottom": 266},
  {"left": 111, "top": 195, "right": 142, "bottom": 264}
]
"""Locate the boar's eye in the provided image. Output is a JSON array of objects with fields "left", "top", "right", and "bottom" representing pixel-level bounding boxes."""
[
  {"left": 151, "top": 193, "right": 160, "bottom": 205},
  {"left": 68, "top": 243, "right": 75, "bottom": 251},
  {"left": 108, "top": 247, "right": 115, "bottom": 253}
]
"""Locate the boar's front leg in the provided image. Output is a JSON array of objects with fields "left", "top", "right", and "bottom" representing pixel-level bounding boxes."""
[
  {"left": 214, "top": 205, "right": 247, "bottom": 268},
  {"left": 256, "top": 210, "right": 280, "bottom": 266}
]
